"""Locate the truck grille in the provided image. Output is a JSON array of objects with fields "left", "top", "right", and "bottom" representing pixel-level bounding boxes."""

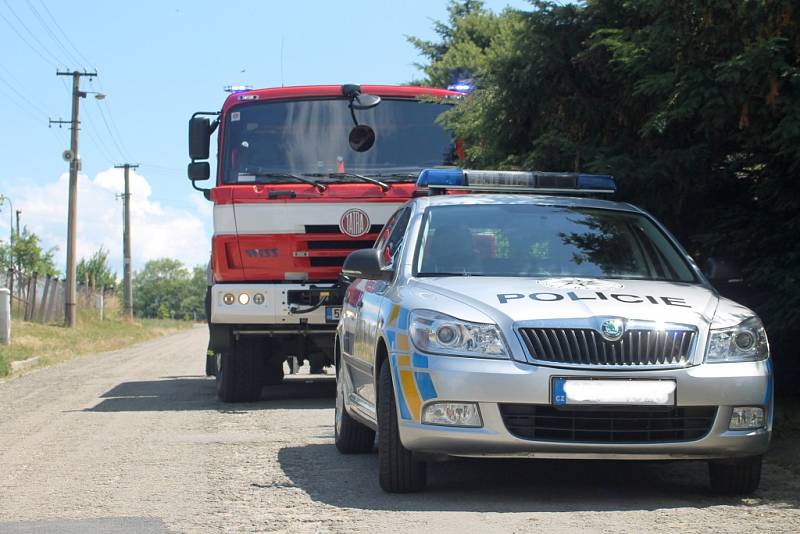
[
  {"left": 302, "top": 226, "right": 381, "bottom": 269},
  {"left": 499, "top": 404, "right": 717, "bottom": 443},
  {"left": 518, "top": 328, "right": 695, "bottom": 367}
]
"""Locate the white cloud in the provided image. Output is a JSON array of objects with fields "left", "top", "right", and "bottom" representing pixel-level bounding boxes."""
[{"left": 4, "top": 168, "right": 211, "bottom": 276}]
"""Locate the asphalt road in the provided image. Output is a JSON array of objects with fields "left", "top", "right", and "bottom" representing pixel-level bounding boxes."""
[{"left": 0, "top": 327, "right": 798, "bottom": 533}]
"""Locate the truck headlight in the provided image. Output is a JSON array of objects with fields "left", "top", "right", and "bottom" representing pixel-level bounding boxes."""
[
  {"left": 705, "top": 317, "right": 769, "bottom": 363},
  {"left": 409, "top": 309, "right": 508, "bottom": 358}
]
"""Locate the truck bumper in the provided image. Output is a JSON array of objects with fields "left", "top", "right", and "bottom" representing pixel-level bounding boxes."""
[{"left": 210, "top": 282, "right": 342, "bottom": 326}]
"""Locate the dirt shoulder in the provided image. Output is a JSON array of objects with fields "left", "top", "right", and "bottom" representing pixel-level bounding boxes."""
[{"left": 0, "top": 313, "right": 192, "bottom": 376}]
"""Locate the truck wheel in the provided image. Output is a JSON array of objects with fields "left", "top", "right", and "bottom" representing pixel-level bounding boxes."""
[
  {"left": 216, "top": 338, "right": 263, "bottom": 403},
  {"left": 263, "top": 358, "right": 285, "bottom": 386},
  {"left": 335, "top": 363, "right": 375, "bottom": 454},
  {"left": 377, "top": 360, "right": 426, "bottom": 492},
  {"left": 310, "top": 353, "right": 326, "bottom": 374},
  {"left": 708, "top": 455, "right": 762, "bottom": 495},
  {"left": 205, "top": 351, "right": 216, "bottom": 377}
]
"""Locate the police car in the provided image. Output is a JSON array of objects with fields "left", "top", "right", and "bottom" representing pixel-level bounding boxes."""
[{"left": 333, "top": 169, "right": 772, "bottom": 494}]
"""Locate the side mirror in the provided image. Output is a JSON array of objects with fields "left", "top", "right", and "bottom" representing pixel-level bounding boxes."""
[
  {"left": 189, "top": 117, "right": 211, "bottom": 160},
  {"left": 705, "top": 257, "right": 744, "bottom": 285},
  {"left": 342, "top": 249, "right": 393, "bottom": 282},
  {"left": 188, "top": 162, "right": 210, "bottom": 181}
]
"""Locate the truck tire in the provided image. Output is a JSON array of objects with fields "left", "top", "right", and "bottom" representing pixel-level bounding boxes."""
[
  {"left": 708, "top": 455, "right": 762, "bottom": 495},
  {"left": 216, "top": 338, "right": 264, "bottom": 403},
  {"left": 377, "top": 360, "right": 426, "bottom": 492},
  {"left": 205, "top": 352, "right": 216, "bottom": 377},
  {"left": 335, "top": 363, "right": 375, "bottom": 454},
  {"left": 310, "top": 353, "right": 326, "bottom": 374},
  {"left": 263, "top": 358, "right": 285, "bottom": 386}
]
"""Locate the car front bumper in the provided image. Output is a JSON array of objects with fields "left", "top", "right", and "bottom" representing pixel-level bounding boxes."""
[{"left": 395, "top": 355, "right": 772, "bottom": 460}]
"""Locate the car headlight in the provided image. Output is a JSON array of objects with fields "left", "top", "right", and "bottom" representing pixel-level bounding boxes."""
[
  {"left": 705, "top": 316, "right": 769, "bottom": 363},
  {"left": 409, "top": 309, "right": 508, "bottom": 358}
]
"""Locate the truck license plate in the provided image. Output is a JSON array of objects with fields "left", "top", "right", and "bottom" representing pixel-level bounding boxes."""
[
  {"left": 325, "top": 306, "right": 342, "bottom": 323},
  {"left": 552, "top": 378, "right": 676, "bottom": 406}
]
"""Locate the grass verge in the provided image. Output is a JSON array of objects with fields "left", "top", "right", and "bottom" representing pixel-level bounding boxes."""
[{"left": 0, "top": 311, "right": 192, "bottom": 377}]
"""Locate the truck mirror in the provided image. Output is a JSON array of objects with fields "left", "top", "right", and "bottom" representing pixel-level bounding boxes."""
[
  {"left": 189, "top": 116, "right": 211, "bottom": 160},
  {"left": 342, "top": 249, "right": 393, "bottom": 282},
  {"left": 188, "top": 161, "right": 210, "bottom": 181},
  {"left": 349, "top": 124, "right": 376, "bottom": 152}
]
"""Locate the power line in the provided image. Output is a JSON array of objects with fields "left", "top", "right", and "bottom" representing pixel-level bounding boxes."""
[
  {"left": 24, "top": 0, "right": 83, "bottom": 68},
  {"left": 0, "top": 6, "right": 55, "bottom": 67},
  {"left": 2, "top": 0, "right": 66, "bottom": 66},
  {"left": 94, "top": 98, "right": 128, "bottom": 161},
  {"left": 36, "top": 0, "right": 94, "bottom": 69}
]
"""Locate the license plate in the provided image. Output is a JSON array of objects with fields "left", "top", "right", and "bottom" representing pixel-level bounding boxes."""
[
  {"left": 325, "top": 306, "right": 342, "bottom": 323},
  {"left": 552, "top": 378, "right": 676, "bottom": 406}
]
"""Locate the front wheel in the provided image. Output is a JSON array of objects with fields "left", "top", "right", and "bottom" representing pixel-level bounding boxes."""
[
  {"left": 377, "top": 360, "right": 426, "bottom": 492},
  {"left": 216, "top": 338, "right": 264, "bottom": 403},
  {"left": 334, "top": 362, "right": 375, "bottom": 453},
  {"left": 708, "top": 455, "right": 762, "bottom": 495}
]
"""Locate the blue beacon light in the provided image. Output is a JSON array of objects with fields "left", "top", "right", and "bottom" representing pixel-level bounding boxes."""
[{"left": 416, "top": 168, "right": 616, "bottom": 194}]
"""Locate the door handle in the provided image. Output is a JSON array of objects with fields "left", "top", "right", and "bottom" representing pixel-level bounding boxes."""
[{"left": 356, "top": 300, "right": 364, "bottom": 308}]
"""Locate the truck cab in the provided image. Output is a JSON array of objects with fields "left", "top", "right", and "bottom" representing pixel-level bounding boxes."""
[{"left": 188, "top": 84, "right": 461, "bottom": 402}]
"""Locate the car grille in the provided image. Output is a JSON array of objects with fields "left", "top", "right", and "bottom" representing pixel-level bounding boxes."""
[
  {"left": 518, "top": 327, "right": 695, "bottom": 366},
  {"left": 499, "top": 404, "right": 717, "bottom": 443}
]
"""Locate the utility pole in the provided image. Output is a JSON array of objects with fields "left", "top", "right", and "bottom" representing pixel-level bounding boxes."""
[
  {"left": 114, "top": 163, "right": 137, "bottom": 320},
  {"left": 51, "top": 70, "right": 98, "bottom": 327}
]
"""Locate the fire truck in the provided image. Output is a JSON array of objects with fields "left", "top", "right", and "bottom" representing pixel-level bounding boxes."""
[{"left": 187, "top": 84, "right": 461, "bottom": 402}]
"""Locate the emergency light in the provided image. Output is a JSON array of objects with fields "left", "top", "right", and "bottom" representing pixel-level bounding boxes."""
[
  {"left": 416, "top": 168, "right": 617, "bottom": 194},
  {"left": 224, "top": 85, "right": 253, "bottom": 93}
]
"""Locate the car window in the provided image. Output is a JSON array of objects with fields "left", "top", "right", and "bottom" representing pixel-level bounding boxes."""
[
  {"left": 375, "top": 207, "right": 411, "bottom": 269},
  {"left": 414, "top": 204, "right": 697, "bottom": 282}
]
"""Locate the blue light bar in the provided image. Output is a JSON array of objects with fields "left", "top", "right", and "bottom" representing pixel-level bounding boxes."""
[
  {"left": 416, "top": 169, "right": 616, "bottom": 194},
  {"left": 224, "top": 84, "right": 253, "bottom": 93},
  {"left": 447, "top": 81, "right": 476, "bottom": 93}
]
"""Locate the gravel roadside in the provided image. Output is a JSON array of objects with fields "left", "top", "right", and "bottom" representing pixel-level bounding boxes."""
[{"left": 0, "top": 327, "right": 797, "bottom": 533}]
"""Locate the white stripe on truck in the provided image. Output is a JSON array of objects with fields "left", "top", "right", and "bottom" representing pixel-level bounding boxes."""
[{"left": 213, "top": 202, "right": 402, "bottom": 235}]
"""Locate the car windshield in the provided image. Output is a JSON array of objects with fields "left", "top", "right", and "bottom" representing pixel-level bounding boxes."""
[
  {"left": 414, "top": 204, "right": 698, "bottom": 282},
  {"left": 221, "top": 98, "right": 455, "bottom": 183}
]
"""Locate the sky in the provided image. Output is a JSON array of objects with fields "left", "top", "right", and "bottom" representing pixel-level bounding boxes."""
[{"left": 0, "top": 0, "right": 531, "bottom": 276}]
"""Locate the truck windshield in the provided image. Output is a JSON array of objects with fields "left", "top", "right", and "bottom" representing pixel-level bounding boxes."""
[
  {"left": 222, "top": 98, "right": 455, "bottom": 183},
  {"left": 414, "top": 204, "right": 698, "bottom": 283}
]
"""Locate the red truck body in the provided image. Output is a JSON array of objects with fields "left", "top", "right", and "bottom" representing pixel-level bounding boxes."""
[{"left": 189, "top": 83, "right": 460, "bottom": 401}]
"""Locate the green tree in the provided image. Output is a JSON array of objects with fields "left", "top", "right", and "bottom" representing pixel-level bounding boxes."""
[
  {"left": 411, "top": 0, "right": 800, "bottom": 388},
  {"left": 77, "top": 247, "right": 116, "bottom": 291},
  {"left": 0, "top": 226, "right": 57, "bottom": 276},
  {"left": 132, "top": 258, "right": 206, "bottom": 320}
]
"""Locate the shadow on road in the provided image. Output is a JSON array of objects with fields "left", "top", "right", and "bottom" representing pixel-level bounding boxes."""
[
  {"left": 85, "top": 374, "right": 335, "bottom": 412},
  {"left": 277, "top": 443, "right": 800, "bottom": 513}
]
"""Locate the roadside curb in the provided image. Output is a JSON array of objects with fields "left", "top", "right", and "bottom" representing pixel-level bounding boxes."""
[{"left": 11, "top": 356, "right": 41, "bottom": 373}]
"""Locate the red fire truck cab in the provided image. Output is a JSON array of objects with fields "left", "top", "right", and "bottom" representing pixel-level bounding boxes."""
[{"left": 188, "top": 84, "right": 460, "bottom": 402}]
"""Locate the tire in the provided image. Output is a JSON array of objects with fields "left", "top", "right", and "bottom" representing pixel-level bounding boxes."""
[
  {"left": 216, "top": 338, "right": 264, "bottom": 403},
  {"left": 263, "top": 358, "right": 285, "bottom": 386},
  {"left": 335, "top": 363, "right": 375, "bottom": 454},
  {"left": 205, "top": 352, "right": 216, "bottom": 377},
  {"left": 377, "top": 359, "right": 426, "bottom": 492},
  {"left": 708, "top": 455, "right": 762, "bottom": 495},
  {"left": 310, "top": 353, "right": 326, "bottom": 374}
]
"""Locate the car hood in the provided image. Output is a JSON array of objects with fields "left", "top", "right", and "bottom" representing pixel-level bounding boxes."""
[{"left": 408, "top": 277, "right": 719, "bottom": 328}]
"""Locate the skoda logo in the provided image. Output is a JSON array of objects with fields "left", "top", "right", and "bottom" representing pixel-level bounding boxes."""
[
  {"left": 600, "top": 319, "right": 625, "bottom": 341},
  {"left": 339, "top": 208, "right": 370, "bottom": 237}
]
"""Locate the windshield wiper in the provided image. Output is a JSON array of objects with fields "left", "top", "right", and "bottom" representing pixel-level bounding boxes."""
[
  {"left": 243, "top": 171, "right": 327, "bottom": 192},
  {"left": 304, "top": 172, "right": 390, "bottom": 191}
]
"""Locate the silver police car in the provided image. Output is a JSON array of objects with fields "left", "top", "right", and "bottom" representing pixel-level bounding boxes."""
[{"left": 334, "top": 169, "right": 772, "bottom": 494}]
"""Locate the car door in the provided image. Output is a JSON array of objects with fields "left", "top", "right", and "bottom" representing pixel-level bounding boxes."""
[
  {"left": 356, "top": 206, "right": 412, "bottom": 405},
  {"left": 344, "top": 207, "right": 407, "bottom": 404}
]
